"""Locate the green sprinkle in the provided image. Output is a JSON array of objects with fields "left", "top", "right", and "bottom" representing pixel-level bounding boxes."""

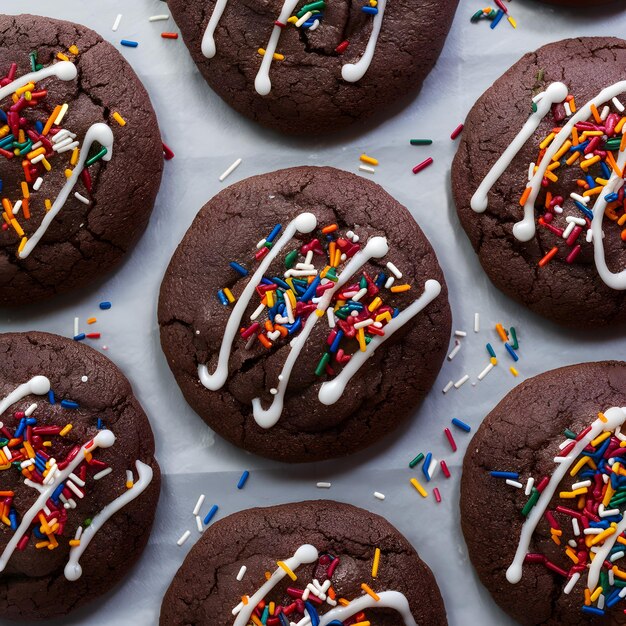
[
  {"left": 606, "top": 138, "right": 622, "bottom": 150},
  {"left": 410, "top": 139, "right": 433, "bottom": 146},
  {"left": 325, "top": 267, "right": 338, "bottom": 281},
  {"left": 284, "top": 249, "right": 299, "bottom": 269},
  {"left": 84, "top": 518, "right": 93, "bottom": 527},
  {"left": 563, "top": 429, "right": 577, "bottom": 440},
  {"left": 470, "top": 9, "right": 484, "bottom": 22},
  {"left": 86, "top": 146, "right": 108, "bottom": 166},
  {"left": 359, "top": 276, "right": 367, "bottom": 289},
  {"left": 296, "top": 1, "right": 325, "bottom": 17},
  {"left": 409, "top": 452, "right": 424, "bottom": 468},
  {"left": 510, "top": 327, "right": 518, "bottom": 350},
  {"left": 521, "top": 487, "right": 540, "bottom": 517},
  {"left": 531, "top": 102, "right": 538, "bottom": 113},
  {"left": 29, "top": 51, "right": 37, "bottom": 72},
  {"left": 315, "top": 352, "right": 331, "bottom": 377}
]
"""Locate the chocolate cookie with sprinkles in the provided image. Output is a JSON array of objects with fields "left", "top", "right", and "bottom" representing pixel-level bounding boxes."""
[
  {"left": 168, "top": 0, "right": 459, "bottom": 135},
  {"left": 0, "top": 14, "right": 163, "bottom": 307},
  {"left": 461, "top": 361, "right": 626, "bottom": 624},
  {"left": 452, "top": 37, "right": 626, "bottom": 327},
  {"left": 0, "top": 331, "right": 160, "bottom": 620},
  {"left": 158, "top": 166, "right": 451, "bottom": 462},
  {"left": 160, "top": 500, "right": 447, "bottom": 626}
]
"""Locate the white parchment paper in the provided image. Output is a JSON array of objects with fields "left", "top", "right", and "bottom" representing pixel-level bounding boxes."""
[{"left": 2, "top": 0, "right": 626, "bottom": 623}]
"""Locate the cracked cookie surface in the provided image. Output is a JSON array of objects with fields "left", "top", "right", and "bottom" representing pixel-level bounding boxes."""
[
  {"left": 452, "top": 37, "right": 626, "bottom": 327},
  {"left": 168, "top": 0, "right": 458, "bottom": 135},
  {"left": 0, "top": 14, "right": 163, "bottom": 307},
  {"left": 158, "top": 166, "right": 451, "bottom": 462},
  {"left": 461, "top": 361, "right": 626, "bottom": 625},
  {"left": 160, "top": 500, "right": 447, "bottom": 626},
  {"left": 0, "top": 331, "right": 161, "bottom": 621}
]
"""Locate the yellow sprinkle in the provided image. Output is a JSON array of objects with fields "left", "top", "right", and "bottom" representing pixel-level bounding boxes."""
[
  {"left": 10, "top": 219, "right": 24, "bottom": 237},
  {"left": 580, "top": 155, "right": 601, "bottom": 169},
  {"left": 223, "top": 288, "right": 235, "bottom": 304},
  {"left": 87, "top": 317, "right": 97, "bottom": 324},
  {"left": 44, "top": 198, "right": 52, "bottom": 211},
  {"left": 54, "top": 103, "right": 69, "bottom": 126},
  {"left": 367, "top": 297, "right": 382, "bottom": 312},
  {"left": 69, "top": 539, "right": 81, "bottom": 547},
  {"left": 509, "top": 367, "right": 518, "bottom": 377},
  {"left": 565, "top": 547, "right": 579, "bottom": 564},
  {"left": 71, "top": 147, "right": 79, "bottom": 166},
  {"left": 590, "top": 586, "right": 603, "bottom": 602},
  {"left": 23, "top": 441, "right": 35, "bottom": 459},
  {"left": 590, "top": 431, "right": 611, "bottom": 447},
  {"left": 507, "top": 15, "right": 517, "bottom": 28},
  {"left": 276, "top": 560, "right": 297, "bottom": 581},
  {"left": 360, "top": 583, "right": 380, "bottom": 601},
  {"left": 64, "top": 168, "right": 73, "bottom": 179},
  {"left": 371, "top": 547, "right": 381, "bottom": 578},
  {"left": 591, "top": 526, "right": 616, "bottom": 546},
  {"left": 41, "top": 157, "right": 51, "bottom": 172},
  {"left": 112, "top": 111, "right": 127, "bottom": 126},
  {"left": 57, "top": 52, "right": 70, "bottom": 62},
  {"left": 15, "top": 82, "right": 34, "bottom": 96},
  {"left": 35, "top": 541, "right": 50, "bottom": 549},
  {"left": 559, "top": 487, "right": 588, "bottom": 499},
  {"left": 18, "top": 237, "right": 27, "bottom": 254},
  {"left": 269, "top": 602, "right": 275, "bottom": 616},
  {"left": 20, "top": 181, "right": 29, "bottom": 198},
  {"left": 539, "top": 133, "right": 555, "bottom": 149},
  {"left": 258, "top": 48, "right": 284, "bottom": 61},
  {"left": 357, "top": 327, "right": 367, "bottom": 352},
  {"left": 599, "top": 412, "right": 608, "bottom": 423},
  {"left": 552, "top": 140, "right": 572, "bottom": 162},
  {"left": 490, "top": 357, "right": 498, "bottom": 366},
  {"left": 375, "top": 311, "right": 391, "bottom": 323},
  {"left": 410, "top": 477, "right": 428, "bottom": 498},
  {"left": 69, "top": 45, "right": 79, "bottom": 55},
  {"left": 565, "top": 151, "right": 581, "bottom": 166},
  {"left": 360, "top": 154, "right": 378, "bottom": 166},
  {"left": 570, "top": 456, "right": 596, "bottom": 476},
  {"left": 59, "top": 424, "right": 73, "bottom": 437}
]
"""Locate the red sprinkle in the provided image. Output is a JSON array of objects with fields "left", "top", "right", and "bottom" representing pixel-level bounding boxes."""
[
  {"left": 162, "top": 142, "right": 175, "bottom": 160},
  {"left": 433, "top": 487, "right": 442, "bottom": 503},
  {"left": 444, "top": 427, "right": 457, "bottom": 452},
  {"left": 450, "top": 123, "right": 464, "bottom": 140},
  {"left": 335, "top": 40, "right": 349, "bottom": 54},
  {"left": 440, "top": 460, "right": 451, "bottom": 478},
  {"left": 161, "top": 32, "right": 179, "bottom": 39},
  {"left": 412, "top": 157, "right": 433, "bottom": 175}
]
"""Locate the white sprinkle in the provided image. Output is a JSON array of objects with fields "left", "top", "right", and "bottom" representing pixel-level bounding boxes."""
[
  {"left": 562, "top": 221, "right": 575, "bottom": 240},
  {"left": 442, "top": 380, "right": 454, "bottom": 394},
  {"left": 81, "top": 376, "right": 88, "bottom": 383},
  {"left": 69, "top": 472, "right": 85, "bottom": 487},
  {"left": 386, "top": 261, "right": 402, "bottom": 279},
  {"left": 359, "top": 164, "right": 375, "bottom": 174},
  {"left": 477, "top": 362, "right": 494, "bottom": 381},
  {"left": 12, "top": 200, "right": 21, "bottom": 215},
  {"left": 112, "top": 13, "right": 122, "bottom": 32},
  {"left": 256, "top": 238, "right": 266, "bottom": 249},
  {"left": 570, "top": 192, "right": 589, "bottom": 205},
  {"left": 54, "top": 103, "right": 69, "bottom": 126},
  {"left": 454, "top": 330, "right": 467, "bottom": 337},
  {"left": 601, "top": 507, "right": 621, "bottom": 517},
  {"left": 177, "top": 530, "right": 191, "bottom": 546},
  {"left": 506, "top": 479, "right": 523, "bottom": 488},
  {"left": 527, "top": 162, "right": 535, "bottom": 181},
  {"left": 149, "top": 14, "right": 170, "bottom": 21},
  {"left": 219, "top": 158, "right": 242, "bottom": 182},
  {"left": 584, "top": 528, "right": 603, "bottom": 535},
  {"left": 564, "top": 102, "right": 572, "bottom": 117},
  {"left": 236, "top": 565, "right": 247, "bottom": 581},
  {"left": 601, "top": 105, "right": 610, "bottom": 121},
  {"left": 586, "top": 229, "right": 593, "bottom": 243},
  {"left": 31, "top": 153, "right": 44, "bottom": 164},
  {"left": 454, "top": 374, "right": 469, "bottom": 389},
  {"left": 250, "top": 303, "right": 266, "bottom": 321},
  {"left": 316, "top": 482, "right": 331, "bottom": 489},
  {"left": 74, "top": 526, "right": 83, "bottom": 541},
  {"left": 525, "top": 477, "right": 534, "bottom": 496},
  {"left": 93, "top": 467, "right": 112, "bottom": 481},
  {"left": 598, "top": 594, "right": 606, "bottom": 610},
  {"left": 611, "top": 550, "right": 626, "bottom": 562},
  {"left": 565, "top": 216, "right": 586, "bottom": 226},
  {"left": 571, "top": 480, "right": 591, "bottom": 490},
  {"left": 563, "top": 572, "right": 580, "bottom": 594},
  {"left": 295, "top": 11, "right": 313, "bottom": 27},
  {"left": 326, "top": 307, "right": 335, "bottom": 328},
  {"left": 373, "top": 492, "right": 385, "bottom": 500},
  {"left": 572, "top": 517, "right": 580, "bottom": 536},
  {"left": 447, "top": 341, "right": 462, "bottom": 361},
  {"left": 192, "top": 494, "right": 205, "bottom": 516},
  {"left": 474, "top": 313, "right": 480, "bottom": 333},
  {"left": 2, "top": 447, "right": 11, "bottom": 461},
  {"left": 24, "top": 403, "right": 37, "bottom": 417},
  {"left": 613, "top": 97, "right": 625, "bottom": 112},
  {"left": 354, "top": 319, "right": 374, "bottom": 329},
  {"left": 33, "top": 177, "right": 43, "bottom": 191},
  {"left": 74, "top": 317, "right": 79, "bottom": 337},
  {"left": 66, "top": 480, "right": 84, "bottom": 498},
  {"left": 270, "top": 388, "right": 278, "bottom": 395},
  {"left": 384, "top": 276, "right": 395, "bottom": 289},
  {"left": 196, "top": 515, "right": 203, "bottom": 533},
  {"left": 554, "top": 205, "right": 563, "bottom": 214},
  {"left": 126, "top": 469, "right": 134, "bottom": 486},
  {"left": 74, "top": 192, "right": 90, "bottom": 205}
]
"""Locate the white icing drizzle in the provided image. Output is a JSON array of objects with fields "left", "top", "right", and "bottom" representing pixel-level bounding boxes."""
[
  {"left": 470, "top": 82, "right": 569, "bottom": 241},
  {"left": 251, "top": 236, "right": 389, "bottom": 429},
  {"left": 254, "top": 0, "right": 302, "bottom": 96},
  {"left": 18, "top": 123, "right": 114, "bottom": 259},
  {"left": 318, "top": 279, "right": 441, "bottom": 406},
  {"left": 506, "top": 406, "right": 626, "bottom": 585},
  {"left": 233, "top": 544, "right": 319, "bottom": 626},
  {"left": 0, "top": 377, "right": 50, "bottom": 417},
  {"left": 341, "top": 0, "right": 387, "bottom": 83},
  {"left": 64, "top": 459, "right": 154, "bottom": 581},
  {"left": 0, "top": 61, "right": 77, "bottom": 103},
  {"left": 0, "top": 429, "right": 117, "bottom": 574},
  {"left": 318, "top": 590, "right": 418, "bottom": 626},
  {"left": 201, "top": 0, "right": 230, "bottom": 58},
  {"left": 198, "top": 212, "right": 317, "bottom": 391}
]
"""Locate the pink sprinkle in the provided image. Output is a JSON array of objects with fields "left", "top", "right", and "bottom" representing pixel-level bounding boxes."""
[
  {"left": 440, "top": 460, "right": 451, "bottom": 478},
  {"left": 444, "top": 427, "right": 457, "bottom": 452},
  {"left": 433, "top": 487, "right": 442, "bottom": 503},
  {"left": 412, "top": 157, "right": 433, "bottom": 175},
  {"left": 450, "top": 123, "right": 464, "bottom": 140}
]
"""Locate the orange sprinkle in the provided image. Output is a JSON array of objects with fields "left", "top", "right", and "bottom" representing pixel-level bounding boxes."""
[
  {"left": 519, "top": 186, "right": 532, "bottom": 206},
  {"left": 322, "top": 224, "right": 338, "bottom": 234},
  {"left": 538, "top": 247, "right": 559, "bottom": 268},
  {"left": 360, "top": 583, "right": 380, "bottom": 601}
]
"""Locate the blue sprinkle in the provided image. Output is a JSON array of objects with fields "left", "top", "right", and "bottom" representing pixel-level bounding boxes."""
[
  {"left": 451, "top": 418, "right": 471, "bottom": 433},
  {"left": 217, "top": 289, "right": 229, "bottom": 306},
  {"left": 585, "top": 175, "right": 595, "bottom": 189},
  {"left": 504, "top": 343, "right": 519, "bottom": 362},
  {"left": 362, "top": 6, "right": 378, "bottom": 14},
  {"left": 237, "top": 470, "right": 249, "bottom": 490},
  {"left": 304, "top": 602, "right": 320, "bottom": 626},
  {"left": 52, "top": 483, "right": 65, "bottom": 501},
  {"left": 14, "top": 419, "right": 26, "bottom": 439},
  {"left": 73, "top": 333, "right": 86, "bottom": 341},
  {"left": 279, "top": 615, "right": 291, "bottom": 626},
  {"left": 34, "top": 120, "right": 43, "bottom": 134},
  {"left": 285, "top": 318, "right": 302, "bottom": 335},
  {"left": 422, "top": 452, "right": 433, "bottom": 481},
  {"left": 329, "top": 330, "right": 344, "bottom": 354},
  {"left": 203, "top": 504, "right": 219, "bottom": 526},
  {"left": 271, "top": 277, "right": 290, "bottom": 290},
  {"left": 300, "top": 276, "right": 321, "bottom": 302},
  {"left": 582, "top": 606, "right": 605, "bottom": 616},
  {"left": 392, "top": 307, "right": 400, "bottom": 318},
  {"left": 486, "top": 343, "right": 496, "bottom": 358},
  {"left": 490, "top": 471, "right": 519, "bottom": 479},
  {"left": 570, "top": 139, "right": 588, "bottom": 153},
  {"left": 573, "top": 200, "right": 593, "bottom": 220},
  {"left": 60, "top": 400, "right": 79, "bottom": 410},
  {"left": 25, "top": 417, "right": 36, "bottom": 426},
  {"left": 260, "top": 277, "right": 273, "bottom": 285},
  {"left": 120, "top": 40, "right": 139, "bottom": 48},
  {"left": 605, "top": 192, "right": 619, "bottom": 203},
  {"left": 375, "top": 273, "right": 386, "bottom": 288},
  {"left": 48, "top": 390, "right": 56, "bottom": 404},
  {"left": 8, "top": 509, "right": 17, "bottom": 530},
  {"left": 229, "top": 261, "right": 248, "bottom": 276},
  {"left": 99, "top": 301, "right": 112, "bottom": 310},
  {"left": 490, "top": 8, "right": 504, "bottom": 28},
  {"left": 97, "top": 418, "right": 103, "bottom": 430},
  {"left": 266, "top": 224, "right": 282, "bottom": 243},
  {"left": 600, "top": 161, "right": 612, "bottom": 180}
]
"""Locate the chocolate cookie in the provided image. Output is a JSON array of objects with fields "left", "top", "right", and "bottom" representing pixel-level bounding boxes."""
[
  {"left": 160, "top": 500, "right": 447, "bottom": 626},
  {"left": 539, "top": 0, "right": 618, "bottom": 5},
  {"left": 452, "top": 37, "right": 626, "bottom": 327},
  {"left": 461, "top": 361, "right": 626, "bottom": 625},
  {"left": 0, "top": 14, "right": 163, "bottom": 307},
  {"left": 0, "top": 331, "right": 161, "bottom": 621},
  {"left": 168, "top": 0, "right": 459, "bottom": 135},
  {"left": 158, "top": 166, "right": 451, "bottom": 462}
]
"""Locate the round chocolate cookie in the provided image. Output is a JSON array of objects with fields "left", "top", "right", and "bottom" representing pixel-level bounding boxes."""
[
  {"left": 158, "top": 166, "right": 451, "bottom": 462},
  {"left": 0, "top": 14, "right": 163, "bottom": 307},
  {"left": 168, "top": 0, "right": 459, "bottom": 135},
  {"left": 452, "top": 37, "right": 626, "bottom": 327},
  {"left": 160, "top": 500, "right": 447, "bottom": 626},
  {"left": 0, "top": 331, "right": 161, "bottom": 621},
  {"left": 538, "top": 0, "right": 618, "bottom": 5},
  {"left": 461, "top": 361, "right": 626, "bottom": 625}
]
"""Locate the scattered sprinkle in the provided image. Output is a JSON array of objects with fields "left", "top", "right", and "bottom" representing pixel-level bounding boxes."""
[
  {"left": 177, "top": 530, "right": 191, "bottom": 546},
  {"left": 219, "top": 158, "right": 242, "bottom": 182}
]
